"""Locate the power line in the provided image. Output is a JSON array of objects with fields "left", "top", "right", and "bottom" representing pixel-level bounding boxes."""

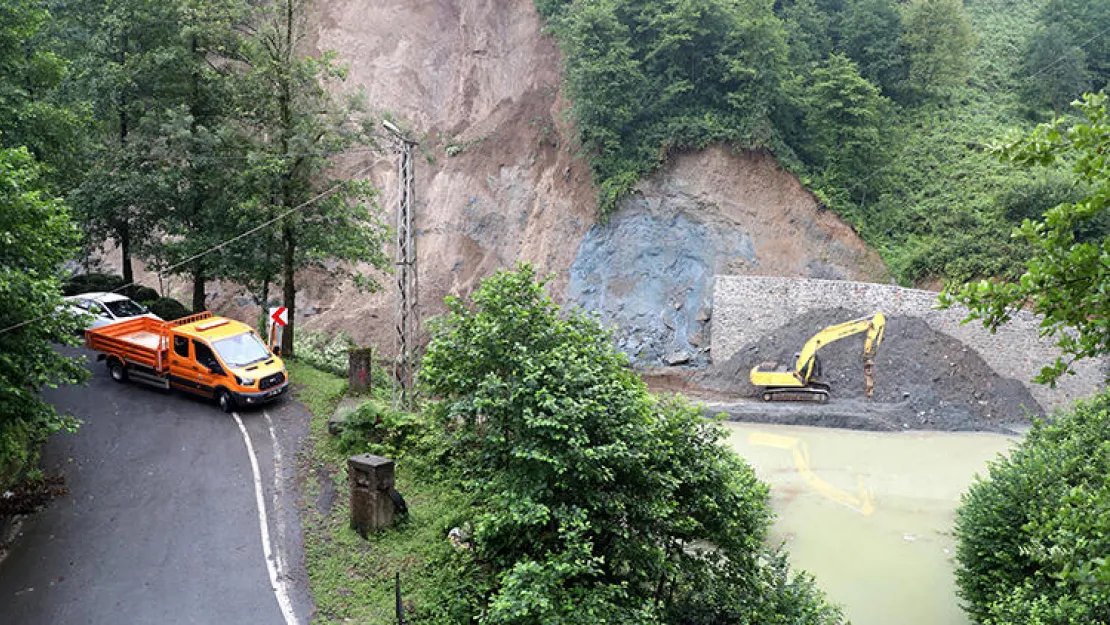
[
  {"left": 0, "top": 164, "right": 375, "bottom": 337},
  {"left": 84, "top": 145, "right": 385, "bottom": 163},
  {"left": 850, "top": 21, "right": 1110, "bottom": 198}
]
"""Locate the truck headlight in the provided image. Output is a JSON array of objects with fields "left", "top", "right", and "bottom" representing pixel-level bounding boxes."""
[{"left": 235, "top": 375, "right": 256, "bottom": 386}]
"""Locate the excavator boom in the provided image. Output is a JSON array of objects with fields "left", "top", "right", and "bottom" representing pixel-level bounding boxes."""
[{"left": 749, "top": 311, "right": 886, "bottom": 402}]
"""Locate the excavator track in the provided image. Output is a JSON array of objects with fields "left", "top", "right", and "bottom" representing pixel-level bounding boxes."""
[{"left": 759, "top": 387, "right": 830, "bottom": 403}]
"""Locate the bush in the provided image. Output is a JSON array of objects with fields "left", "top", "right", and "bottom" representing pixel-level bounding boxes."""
[
  {"left": 419, "top": 264, "right": 841, "bottom": 623},
  {"left": 146, "top": 297, "right": 191, "bottom": 321},
  {"left": 336, "top": 400, "right": 429, "bottom": 459},
  {"left": 61, "top": 272, "right": 124, "bottom": 296},
  {"left": 294, "top": 330, "right": 356, "bottom": 377},
  {"left": 954, "top": 392, "right": 1110, "bottom": 624},
  {"left": 120, "top": 285, "right": 159, "bottom": 304}
]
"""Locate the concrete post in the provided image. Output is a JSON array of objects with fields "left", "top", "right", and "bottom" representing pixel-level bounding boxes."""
[
  {"left": 348, "top": 454, "right": 395, "bottom": 537},
  {"left": 348, "top": 347, "right": 374, "bottom": 394}
]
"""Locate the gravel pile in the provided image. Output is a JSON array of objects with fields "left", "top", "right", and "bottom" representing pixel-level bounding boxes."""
[{"left": 696, "top": 308, "right": 1043, "bottom": 429}]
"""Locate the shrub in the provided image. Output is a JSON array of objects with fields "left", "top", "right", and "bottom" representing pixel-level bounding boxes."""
[
  {"left": 146, "top": 297, "right": 191, "bottom": 321},
  {"left": 294, "top": 330, "right": 356, "bottom": 377},
  {"left": 336, "top": 400, "right": 429, "bottom": 459},
  {"left": 954, "top": 392, "right": 1110, "bottom": 624},
  {"left": 120, "top": 285, "right": 159, "bottom": 304},
  {"left": 419, "top": 264, "right": 841, "bottom": 623},
  {"left": 61, "top": 272, "right": 124, "bottom": 296}
]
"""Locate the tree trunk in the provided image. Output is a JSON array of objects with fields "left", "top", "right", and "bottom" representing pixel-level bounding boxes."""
[
  {"left": 280, "top": 217, "right": 295, "bottom": 357},
  {"left": 189, "top": 33, "right": 205, "bottom": 315},
  {"left": 120, "top": 224, "right": 133, "bottom": 285},
  {"left": 192, "top": 263, "right": 206, "bottom": 312}
]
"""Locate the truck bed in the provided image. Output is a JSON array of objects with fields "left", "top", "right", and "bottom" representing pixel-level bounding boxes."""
[{"left": 86, "top": 317, "right": 171, "bottom": 372}]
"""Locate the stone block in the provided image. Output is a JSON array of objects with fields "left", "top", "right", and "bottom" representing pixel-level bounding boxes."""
[{"left": 349, "top": 454, "right": 396, "bottom": 537}]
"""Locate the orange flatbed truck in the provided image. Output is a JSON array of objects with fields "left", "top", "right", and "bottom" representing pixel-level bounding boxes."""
[{"left": 86, "top": 312, "right": 290, "bottom": 412}]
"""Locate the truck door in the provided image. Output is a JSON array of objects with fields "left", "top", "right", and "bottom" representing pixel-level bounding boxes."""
[
  {"left": 192, "top": 339, "right": 228, "bottom": 396},
  {"left": 168, "top": 333, "right": 200, "bottom": 393}
]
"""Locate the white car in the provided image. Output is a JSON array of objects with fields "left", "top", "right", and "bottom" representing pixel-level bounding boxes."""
[{"left": 63, "top": 292, "right": 163, "bottom": 330}]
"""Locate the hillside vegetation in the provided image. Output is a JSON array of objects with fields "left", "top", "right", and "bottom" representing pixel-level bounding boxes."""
[{"left": 537, "top": 0, "right": 1109, "bottom": 285}]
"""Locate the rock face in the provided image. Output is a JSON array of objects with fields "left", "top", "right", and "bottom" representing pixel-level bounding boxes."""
[{"left": 569, "top": 148, "right": 888, "bottom": 366}]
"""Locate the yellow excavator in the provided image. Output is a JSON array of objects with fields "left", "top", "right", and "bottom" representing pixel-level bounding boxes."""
[{"left": 749, "top": 311, "right": 886, "bottom": 403}]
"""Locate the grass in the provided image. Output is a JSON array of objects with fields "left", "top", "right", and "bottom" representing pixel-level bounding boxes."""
[{"left": 287, "top": 359, "right": 462, "bottom": 624}]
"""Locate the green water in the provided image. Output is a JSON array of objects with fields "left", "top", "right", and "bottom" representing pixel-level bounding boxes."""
[{"left": 724, "top": 423, "right": 1018, "bottom": 625}]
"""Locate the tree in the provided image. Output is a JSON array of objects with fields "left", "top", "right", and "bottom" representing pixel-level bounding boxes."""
[
  {"left": 136, "top": 0, "right": 252, "bottom": 312},
  {"left": 236, "top": 0, "right": 389, "bottom": 356},
  {"left": 940, "top": 92, "right": 1110, "bottom": 385},
  {"left": 1020, "top": 23, "right": 1090, "bottom": 116},
  {"left": 954, "top": 391, "right": 1110, "bottom": 624},
  {"left": 779, "top": 0, "right": 834, "bottom": 69},
  {"left": 795, "top": 54, "right": 890, "bottom": 202},
  {"left": 899, "top": 0, "right": 974, "bottom": 99},
  {"left": 419, "top": 264, "right": 841, "bottom": 623},
  {"left": 0, "top": 0, "right": 87, "bottom": 187},
  {"left": 837, "top": 0, "right": 905, "bottom": 97},
  {"left": 65, "top": 0, "right": 183, "bottom": 284},
  {"left": 1036, "top": 0, "right": 1110, "bottom": 90},
  {"left": 0, "top": 146, "right": 87, "bottom": 490}
]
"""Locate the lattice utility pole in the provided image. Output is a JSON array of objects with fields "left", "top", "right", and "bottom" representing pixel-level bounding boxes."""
[{"left": 383, "top": 120, "right": 418, "bottom": 410}]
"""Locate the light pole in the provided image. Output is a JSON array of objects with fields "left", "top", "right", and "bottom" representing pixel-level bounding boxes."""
[{"left": 382, "top": 120, "right": 418, "bottom": 410}]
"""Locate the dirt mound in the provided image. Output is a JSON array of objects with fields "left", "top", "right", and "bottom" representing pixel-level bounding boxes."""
[{"left": 696, "top": 308, "right": 1043, "bottom": 429}]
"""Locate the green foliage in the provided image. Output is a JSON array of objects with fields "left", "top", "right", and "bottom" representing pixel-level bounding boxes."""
[
  {"left": 548, "top": 0, "right": 787, "bottom": 213},
  {"left": 230, "top": 0, "right": 390, "bottom": 356},
  {"left": 420, "top": 264, "right": 841, "bottom": 623},
  {"left": 336, "top": 400, "right": 429, "bottom": 460},
  {"left": 837, "top": 0, "right": 905, "bottom": 96},
  {"left": 62, "top": 272, "right": 172, "bottom": 309},
  {"left": 954, "top": 391, "right": 1110, "bottom": 624},
  {"left": 1019, "top": 23, "right": 1090, "bottom": 115},
  {"left": 287, "top": 359, "right": 468, "bottom": 624},
  {"left": 791, "top": 53, "right": 891, "bottom": 198},
  {"left": 123, "top": 285, "right": 160, "bottom": 304},
  {"left": 940, "top": 92, "right": 1110, "bottom": 384},
  {"left": 61, "top": 272, "right": 124, "bottom": 296},
  {"left": 146, "top": 296, "right": 191, "bottom": 320},
  {"left": 292, "top": 330, "right": 356, "bottom": 378},
  {"left": 0, "top": 0, "right": 87, "bottom": 186},
  {"left": 0, "top": 147, "right": 87, "bottom": 490},
  {"left": 1034, "top": 0, "right": 1110, "bottom": 89},
  {"left": 285, "top": 359, "right": 348, "bottom": 419},
  {"left": 899, "top": 0, "right": 975, "bottom": 99}
]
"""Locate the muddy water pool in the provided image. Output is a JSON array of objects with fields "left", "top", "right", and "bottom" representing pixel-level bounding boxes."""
[{"left": 724, "top": 422, "right": 1018, "bottom": 625}]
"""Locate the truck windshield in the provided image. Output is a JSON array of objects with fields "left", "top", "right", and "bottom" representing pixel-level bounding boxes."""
[{"left": 212, "top": 333, "right": 271, "bottom": 368}]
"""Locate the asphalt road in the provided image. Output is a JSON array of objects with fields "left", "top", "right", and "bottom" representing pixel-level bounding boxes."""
[{"left": 0, "top": 347, "right": 314, "bottom": 624}]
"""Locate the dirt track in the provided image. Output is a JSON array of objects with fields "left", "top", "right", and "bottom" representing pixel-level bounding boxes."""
[{"left": 646, "top": 308, "right": 1044, "bottom": 433}]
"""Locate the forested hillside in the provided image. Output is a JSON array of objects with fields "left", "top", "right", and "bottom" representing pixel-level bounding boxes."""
[{"left": 536, "top": 0, "right": 1109, "bottom": 284}]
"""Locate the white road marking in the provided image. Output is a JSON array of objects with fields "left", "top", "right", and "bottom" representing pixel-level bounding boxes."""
[
  {"left": 232, "top": 411, "right": 298, "bottom": 625},
  {"left": 262, "top": 410, "right": 290, "bottom": 579}
]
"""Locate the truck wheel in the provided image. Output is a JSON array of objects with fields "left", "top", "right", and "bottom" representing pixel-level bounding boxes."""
[
  {"left": 108, "top": 360, "right": 127, "bottom": 383},
  {"left": 217, "top": 389, "right": 235, "bottom": 413}
]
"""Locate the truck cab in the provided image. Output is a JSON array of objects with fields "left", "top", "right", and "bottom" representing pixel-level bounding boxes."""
[{"left": 167, "top": 315, "right": 288, "bottom": 412}]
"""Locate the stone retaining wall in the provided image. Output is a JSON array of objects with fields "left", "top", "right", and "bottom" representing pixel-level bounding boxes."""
[{"left": 711, "top": 276, "right": 1105, "bottom": 412}]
